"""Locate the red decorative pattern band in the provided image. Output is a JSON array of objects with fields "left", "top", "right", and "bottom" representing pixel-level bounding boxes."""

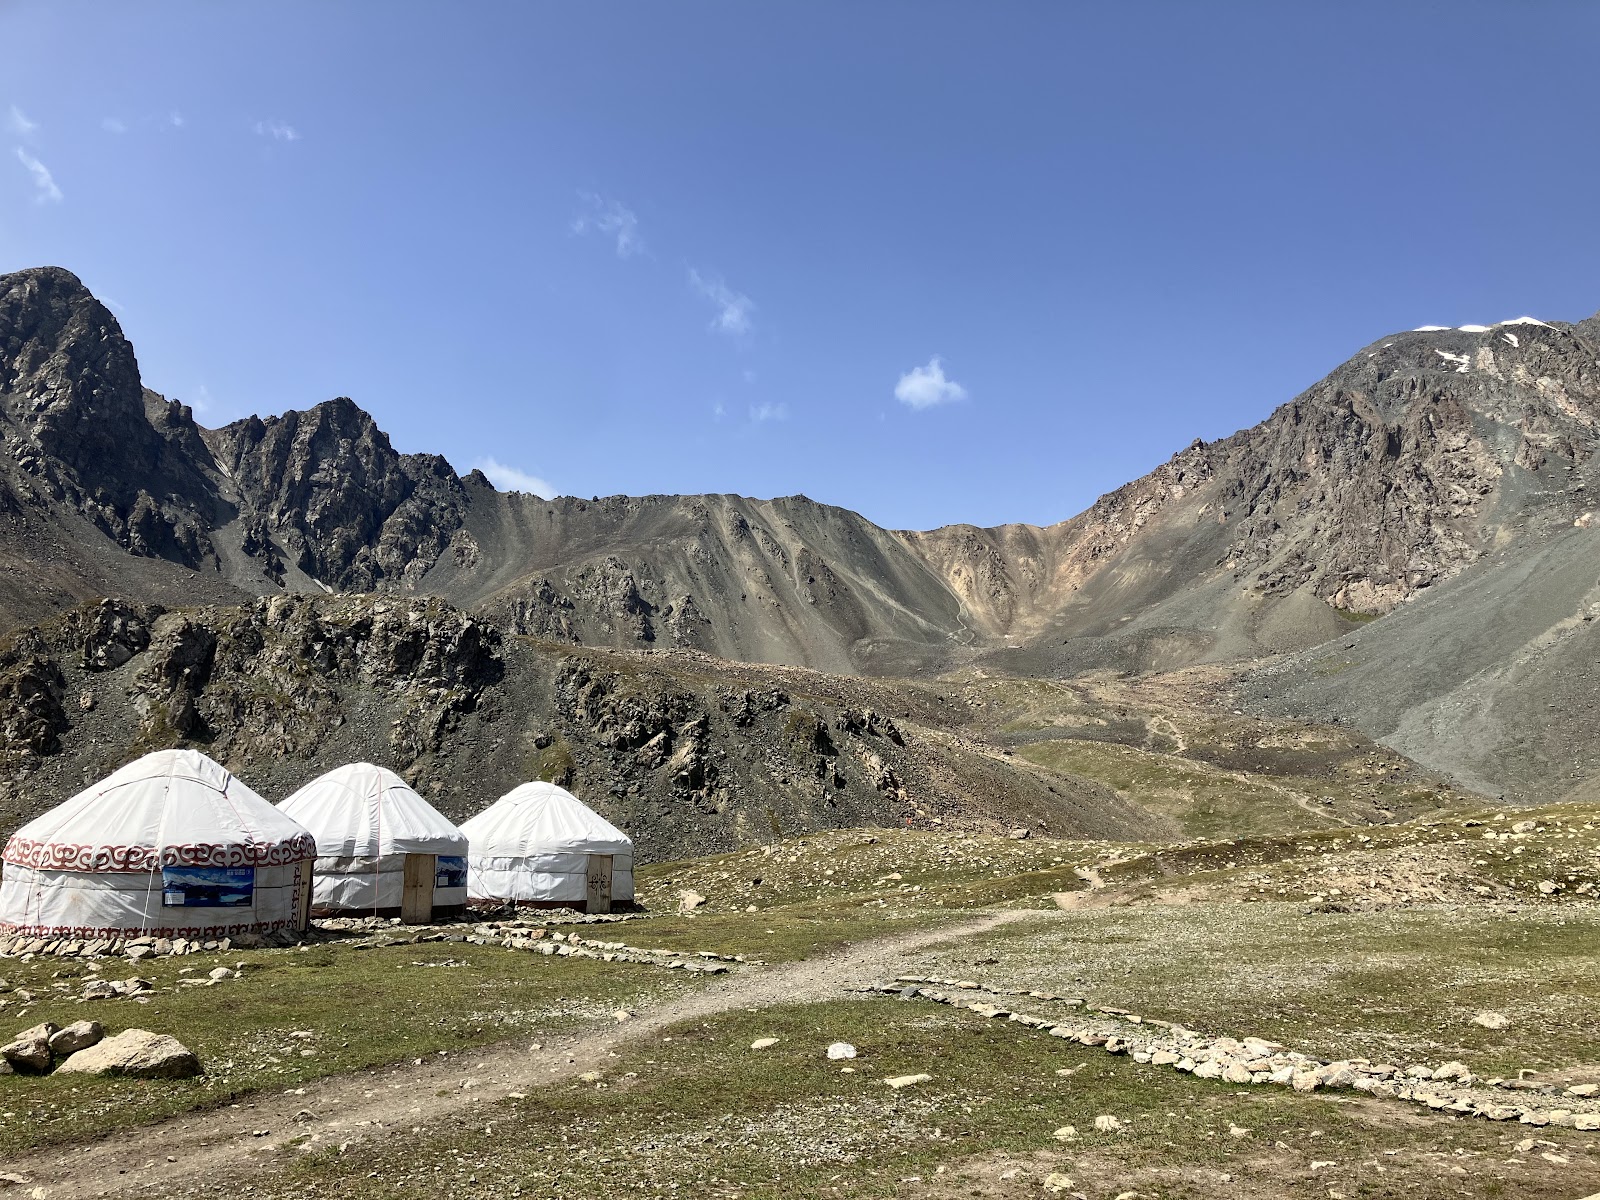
[{"left": 2, "top": 833, "right": 318, "bottom": 872}]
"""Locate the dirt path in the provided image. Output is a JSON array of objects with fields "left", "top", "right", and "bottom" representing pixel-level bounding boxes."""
[
  {"left": 1052, "top": 864, "right": 1106, "bottom": 909},
  {"left": 9, "top": 910, "right": 1040, "bottom": 1198}
]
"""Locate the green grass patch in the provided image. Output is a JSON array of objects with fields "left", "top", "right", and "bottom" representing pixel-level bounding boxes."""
[
  {"left": 281, "top": 996, "right": 1599, "bottom": 1199},
  {"left": 910, "top": 900, "right": 1600, "bottom": 1077},
  {"left": 0, "top": 938, "right": 705, "bottom": 1157}
]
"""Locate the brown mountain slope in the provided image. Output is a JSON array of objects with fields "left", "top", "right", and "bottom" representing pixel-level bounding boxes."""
[
  {"left": 3, "top": 264, "right": 1600, "bottom": 730},
  {"left": 0, "top": 593, "right": 1164, "bottom": 860}
]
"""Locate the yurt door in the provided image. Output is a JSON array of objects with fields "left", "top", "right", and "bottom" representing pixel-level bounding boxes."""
[
  {"left": 401, "top": 854, "right": 436, "bottom": 924},
  {"left": 294, "top": 867, "right": 312, "bottom": 931},
  {"left": 585, "top": 854, "right": 614, "bottom": 914}
]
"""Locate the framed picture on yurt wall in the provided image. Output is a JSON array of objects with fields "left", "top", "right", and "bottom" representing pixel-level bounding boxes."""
[
  {"left": 436, "top": 856, "right": 467, "bottom": 890},
  {"left": 161, "top": 865, "right": 256, "bottom": 908}
]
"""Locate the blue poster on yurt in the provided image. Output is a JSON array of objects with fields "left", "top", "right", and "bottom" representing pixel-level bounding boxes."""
[
  {"left": 162, "top": 865, "right": 255, "bottom": 907},
  {"left": 435, "top": 856, "right": 467, "bottom": 889}
]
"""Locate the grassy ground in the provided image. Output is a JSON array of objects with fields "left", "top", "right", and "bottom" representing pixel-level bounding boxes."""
[
  {"left": 1017, "top": 737, "right": 1466, "bottom": 839},
  {"left": 626, "top": 906, "right": 950, "bottom": 962},
  {"left": 635, "top": 827, "right": 1107, "bottom": 915},
  {"left": 0, "top": 938, "right": 707, "bottom": 1157},
  {"left": 9, "top": 799, "right": 1600, "bottom": 1196},
  {"left": 961, "top": 671, "right": 1480, "bottom": 839},
  {"left": 277, "top": 996, "right": 1600, "bottom": 1199},
  {"left": 904, "top": 902, "right": 1600, "bottom": 1079}
]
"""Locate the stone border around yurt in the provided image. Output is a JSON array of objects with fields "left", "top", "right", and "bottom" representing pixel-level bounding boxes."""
[
  {"left": 0, "top": 928, "right": 309, "bottom": 961},
  {"left": 861, "top": 976, "right": 1600, "bottom": 1130}
]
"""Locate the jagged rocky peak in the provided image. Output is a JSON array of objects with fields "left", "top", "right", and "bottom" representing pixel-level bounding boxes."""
[
  {"left": 0, "top": 267, "right": 142, "bottom": 434},
  {"left": 1200, "top": 315, "right": 1600, "bottom": 612},
  {"left": 0, "top": 266, "right": 218, "bottom": 567},
  {"left": 210, "top": 395, "right": 470, "bottom": 591}
]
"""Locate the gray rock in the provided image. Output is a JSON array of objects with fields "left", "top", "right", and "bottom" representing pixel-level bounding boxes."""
[
  {"left": 1, "top": 1022, "right": 58, "bottom": 1073},
  {"left": 54, "top": 1028, "right": 201, "bottom": 1079},
  {"left": 48, "top": 1020, "right": 104, "bottom": 1056}
]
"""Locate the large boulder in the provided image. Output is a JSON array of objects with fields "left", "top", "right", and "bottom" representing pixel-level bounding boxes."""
[
  {"left": 48, "top": 1020, "right": 104, "bottom": 1056},
  {"left": 0, "top": 1022, "right": 58, "bottom": 1073},
  {"left": 53, "top": 1028, "right": 200, "bottom": 1079}
]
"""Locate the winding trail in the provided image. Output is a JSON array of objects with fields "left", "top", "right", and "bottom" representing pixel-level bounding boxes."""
[{"left": 8, "top": 909, "right": 1041, "bottom": 1199}]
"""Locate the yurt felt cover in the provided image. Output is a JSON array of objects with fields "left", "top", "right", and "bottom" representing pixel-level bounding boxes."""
[
  {"left": 462, "top": 781, "right": 634, "bottom": 903},
  {"left": 0, "top": 748, "right": 315, "bottom": 938},
  {"left": 278, "top": 762, "right": 468, "bottom": 912}
]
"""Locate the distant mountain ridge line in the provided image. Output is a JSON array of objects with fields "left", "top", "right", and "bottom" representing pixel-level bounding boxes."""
[{"left": 4, "top": 264, "right": 1600, "bottom": 683}]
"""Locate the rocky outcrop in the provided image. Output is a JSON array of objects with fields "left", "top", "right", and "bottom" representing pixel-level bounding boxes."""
[
  {"left": 209, "top": 397, "right": 468, "bottom": 591},
  {"left": 0, "top": 594, "right": 1159, "bottom": 862},
  {"left": 906, "top": 319, "right": 1600, "bottom": 654},
  {"left": 0, "top": 630, "right": 68, "bottom": 764},
  {"left": 0, "top": 267, "right": 218, "bottom": 569}
]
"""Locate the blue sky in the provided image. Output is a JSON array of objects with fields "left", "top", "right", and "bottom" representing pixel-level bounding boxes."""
[{"left": 3, "top": 2, "right": 1599, "bottom": 530}]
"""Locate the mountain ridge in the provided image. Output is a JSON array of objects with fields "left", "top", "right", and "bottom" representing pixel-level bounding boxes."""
[{"left": 6, "top": 263, "right": 1600, "bottom": 802}]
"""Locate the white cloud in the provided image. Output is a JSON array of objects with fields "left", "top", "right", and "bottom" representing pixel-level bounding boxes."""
[
  {"left": 101, "top": 117, "right": 127, "bottom": 134},
  {"left": 571, "top": 192, "right": 643, "bottom": 259},
  {"left": 749, "top": 402, "right": 788, "bottom": 423},
  {"left": 15, "top": 147, "right": 62, "bottom": 204},
  {"left": 475, "top": 456, "right": 558, "bottom": 499},
  {"left": 894, "top": 356, "right": 967, "bottom": 410},
  {"left": 168, "top": 111, "right": 185, "bottom": 128},
  {"left": 7, "top": 105, "right": 37, "bottom": 138},
  {"left": 689, "top": 269, "right": 754, "bottom": 336},
  {"left": 254, "top": 119, "right": 300, "bottom": 142}
]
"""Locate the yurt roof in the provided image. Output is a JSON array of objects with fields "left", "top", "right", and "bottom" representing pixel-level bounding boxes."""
[
  {"left": 278, "top": 762, "right": 467, "bottom": 859},
  {"left": 2, "top": 748, "right": 315, "bottom": 872},
  {"left": 460, "top": 781, "right": 631, "bottom": 858}
]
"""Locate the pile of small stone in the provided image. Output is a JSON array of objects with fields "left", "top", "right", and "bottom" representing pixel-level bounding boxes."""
[
  {"left": 868, "top": 976, "right": 1600, "bottom": 1130},
  {"left": 0, "top": 1019, "right": 199, "bottom": 1078},
  {"left": 77, "top": 974, "right": 158, "bottom": 1001}
]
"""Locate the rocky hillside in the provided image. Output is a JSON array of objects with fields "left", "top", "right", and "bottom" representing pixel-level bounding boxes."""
[
  {"left": 5, "top": 264, "right": 1600, "bottom": 803},
  {"left": 6, "top": 265, "right": 1599, "bottom": 683},
  {"left": 0, "top": 593, "right": 1163, "bottom": 861}
]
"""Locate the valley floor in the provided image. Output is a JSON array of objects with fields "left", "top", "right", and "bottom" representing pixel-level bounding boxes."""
[{"left": 4, "top": 812, "right": 1600, "bottom": 1199}]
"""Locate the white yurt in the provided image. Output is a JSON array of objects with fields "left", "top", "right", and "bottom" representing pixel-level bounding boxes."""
[
  {"left": 0, "top": 748, "right": 315, "bottom": 941},
  {"left": 461, "top": 781, "right": 633, "bottom": 913},
  {"left": 278, "top": 762, "right": 469, "bottom": 924}
]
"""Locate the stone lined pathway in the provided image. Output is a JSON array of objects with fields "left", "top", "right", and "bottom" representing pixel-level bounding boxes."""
[{"left": 868, "top": 975, "right": 1600, "bottom": 1129}]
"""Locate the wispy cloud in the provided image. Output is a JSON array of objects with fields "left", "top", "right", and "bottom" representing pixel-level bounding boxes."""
[
  {"left": 894, "top": 356, "right": 967, "bottom": 410},
  {"left": 749, "top": 401, "right": 788, "bottom": 423},
  {"left": 101, "top": 117, "right": 127, "bottom": 134},
  {"left": 475, "top": 457, "right": 558, "bottom": 499},
  {"left": 168, "top": 111, "right": 185, "bottom": 129},
  {"left": 571, "top": 192, "right": 643, "bottom": 259},
  {"left": 7, "top": 105, "right": 37, "bottom": 139},
  {"left": 15, "top": 147, "right": 62, "bottom": 204},
  {"left": 689, "top": 269, "right": 754, "bottom": 336},
  {"left": 253, "top": 119, "right": 300, "bottom": 142}
]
